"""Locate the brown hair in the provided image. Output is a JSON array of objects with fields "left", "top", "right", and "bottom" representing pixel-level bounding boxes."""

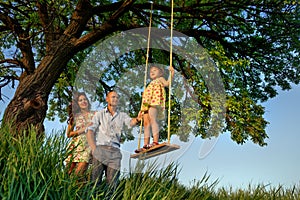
[{"left": 67, "top": 92, "right": 91, "bottom": 124}]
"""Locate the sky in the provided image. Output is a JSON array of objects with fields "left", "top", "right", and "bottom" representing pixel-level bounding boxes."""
[
  {"left": 1, "top": 83, "right": 299, "bottom": 190},
  {"left": 176, "top": 84, "right": 300, "bottom": 190}
]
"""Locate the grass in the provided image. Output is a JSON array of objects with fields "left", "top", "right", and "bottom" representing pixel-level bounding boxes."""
[
  {"left": 0, "top": 124, "right": 97, "bottom": 200},
  {"left": 0, "top": 124, "right": 299, "bottom": 199}
]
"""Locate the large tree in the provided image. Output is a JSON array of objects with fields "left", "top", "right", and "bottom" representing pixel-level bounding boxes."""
[{"left": 0, "top": 0, "right": 299, "bottom": 145}]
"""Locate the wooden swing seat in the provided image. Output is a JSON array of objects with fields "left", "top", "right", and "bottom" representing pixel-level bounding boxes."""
[{"left": 130, "top": 142, "right": 180, "bottom": 160}]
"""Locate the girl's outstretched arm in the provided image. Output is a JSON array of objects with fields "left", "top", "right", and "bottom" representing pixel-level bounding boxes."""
[{"left": 159, "top": 66, "right": 175, "bottom": 87}]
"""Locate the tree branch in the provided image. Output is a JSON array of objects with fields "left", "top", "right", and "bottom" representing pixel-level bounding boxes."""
[
  {"left": 0, "top": 9, "right": 35, "bottom": 74},
  {"left": 74, "top": 0, "right": 136, "bottom": 51}
]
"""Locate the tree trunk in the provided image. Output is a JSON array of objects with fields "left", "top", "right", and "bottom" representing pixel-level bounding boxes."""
[
  {"left": 1, "top": 0, "right": 133, "bottom": 136},
  {"left": 2, "top": 36, "right": 75, "bottom": 136}
]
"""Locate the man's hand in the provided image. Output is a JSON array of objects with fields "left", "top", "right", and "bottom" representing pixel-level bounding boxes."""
[
  {"left": 86, "top": 129, "right": 96, "bottom": 154},
  {"left": 137, "top": 111, "right": 143, "bottom": 122}
]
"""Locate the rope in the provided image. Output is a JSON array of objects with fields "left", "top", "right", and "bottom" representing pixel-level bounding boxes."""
[
  {"left": 137, "top": 1, "right": 153, "bottom": 149},
  {"left": 167, "top": 0, "right": 174, "bottom": 143}
]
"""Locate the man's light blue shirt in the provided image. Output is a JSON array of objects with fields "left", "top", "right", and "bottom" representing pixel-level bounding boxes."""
[{"left": 87, "top": 108, "right": 132, "bottom": 148}]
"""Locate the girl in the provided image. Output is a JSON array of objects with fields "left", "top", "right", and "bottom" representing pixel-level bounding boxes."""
[{"left": 135, "top": 65, "right": 174, "bottom": 153}]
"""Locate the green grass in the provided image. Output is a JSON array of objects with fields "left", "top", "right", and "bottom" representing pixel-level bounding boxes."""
[
  {"left": 0, "top": 124, "right": 97, "bottom": 200},
  {"left": 0, "top": 124, "right": 299, "bottom": 199}
]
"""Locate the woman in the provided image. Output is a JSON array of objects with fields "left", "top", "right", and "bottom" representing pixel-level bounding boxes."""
[{"left": 65, "top": 92, "right": 95, "bottom": 176}]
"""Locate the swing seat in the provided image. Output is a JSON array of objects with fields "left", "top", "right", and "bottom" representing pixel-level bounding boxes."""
[{"left": 130, "top": 142, "right": 180, "bottom": 160}]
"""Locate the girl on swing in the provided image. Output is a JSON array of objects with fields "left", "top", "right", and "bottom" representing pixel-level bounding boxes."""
[{"left": 135, "top": 65, "right": 174, "bottom": 153}]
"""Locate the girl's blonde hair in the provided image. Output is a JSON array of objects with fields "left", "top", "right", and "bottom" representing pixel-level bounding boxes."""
[{"left": 150, "top": 65, "right": 164, "bottom": 75}]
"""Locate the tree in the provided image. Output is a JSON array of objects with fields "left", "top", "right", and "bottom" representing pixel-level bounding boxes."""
[{"left": 0, "top": 0, "right": 299, "bottom": 145}]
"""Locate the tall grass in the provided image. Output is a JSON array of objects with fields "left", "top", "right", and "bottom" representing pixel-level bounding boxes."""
[
  {"left": 0, "top": 124, "right": 97, "bottom": 200},
  {"left": 1, "top": 124, "right": 299, "bottom": 199},
  {"left": 217, "top": 184, "right": 300, "bottom": 200},
  {"left": 115, "top": 161, "right": 218, "bottom": 200}
]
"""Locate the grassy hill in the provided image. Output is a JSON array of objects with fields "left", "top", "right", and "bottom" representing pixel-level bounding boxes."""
[{"left": 0, "top": 124, "right": 299, "bottom": 199}]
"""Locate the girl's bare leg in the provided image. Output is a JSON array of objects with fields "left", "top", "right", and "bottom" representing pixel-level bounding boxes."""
[
  {"left": 149, "top": 106, "right": 159, "bottom": 144},
  {"left": 143, "top": 113, "right": 151, "bottom": 146}
]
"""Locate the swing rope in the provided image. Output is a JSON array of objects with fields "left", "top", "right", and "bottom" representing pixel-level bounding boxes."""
[
  {"left": 137, "top": 1, "right": 153, "bottom": 150},
  {"left": 167, "top": 0, "right": 174, "bottom": 144},
  {"left": 136, "top": 0, "right": 174, "bottom": 149}
]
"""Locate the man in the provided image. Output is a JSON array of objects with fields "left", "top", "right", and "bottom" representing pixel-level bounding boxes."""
[{"left": 86, "top": 90, "right": 141, "bottom": 189}]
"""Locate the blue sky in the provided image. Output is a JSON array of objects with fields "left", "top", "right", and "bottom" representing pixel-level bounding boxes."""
[
  {"left": 176, "top": 84, "right": 300, "bottom": 189},
  {"left": 1, "top": 84, "right": 299, "bottom": 190}
]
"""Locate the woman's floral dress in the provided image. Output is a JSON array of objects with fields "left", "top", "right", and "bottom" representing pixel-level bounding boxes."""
[{"left": 65, "top": 111, "right": 95, "bottom": 163}]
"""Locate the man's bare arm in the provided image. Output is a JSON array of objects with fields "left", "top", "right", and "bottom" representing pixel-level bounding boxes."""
[{"left": 86, "top": 129, "right": 96, "bottom": 153}]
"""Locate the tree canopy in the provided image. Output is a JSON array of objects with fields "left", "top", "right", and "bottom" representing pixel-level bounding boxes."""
[{"left": 0, "top": 0, "right": 299, "bottom": 146}]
